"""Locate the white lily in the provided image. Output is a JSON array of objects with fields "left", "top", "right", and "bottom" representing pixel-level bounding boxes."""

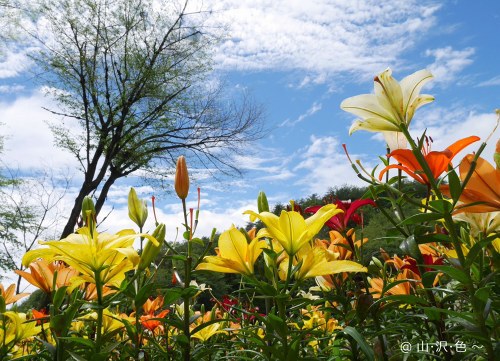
[{"left": 341, "top": 68, "right": 434, "bottom": 137}]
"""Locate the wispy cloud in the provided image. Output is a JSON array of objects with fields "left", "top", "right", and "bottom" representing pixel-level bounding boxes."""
[
  {"left": 280, "top": 102, "right": 322, "bottom": 127},
  {"left": 0, "top": 48, "right": 34, "bottom": 79},
  {"left": 0, "top": 84, "right": 25, "bottom": 93},
  {"left": 477, "top": 75, "right": 500, "bottom": 87},
  {"left": 0, "top": 89, "right": 75, "bottom": 170},
  {"left": 425, "top": 46, "right": 475, "bottom": 86},
  {"left": 201, "top": 1, "right": 439, "bottom": 78},
  {"left": 294, "top": 135, "right": 368, "bottom": 194}
]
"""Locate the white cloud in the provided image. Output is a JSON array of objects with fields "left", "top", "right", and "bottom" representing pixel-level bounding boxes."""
[
  {"left": 0, "top": 84, "right": 25, "bottom": 93},
  {"left": 0, "top": 89, "right": 75, "bottom": 170},
  {"left": 280, "top": 101, "right": 322, "bottom": 127},
  {"left": 425, "top": 46, "right": 475, "bottom": 86},
  {"left": 0, "top": 48, "right": 33, "bottom": 78},
  {"left": 294, "top": 135, "right": 369, "bottom": 194},
  {"left": 412, "top": 109, "right": 499, "bottom": 162},
  {"left": 198, "top": 0, "right": 439, "bottom": 78},
  {"left": 477, "top": 75, "right": 500, "bottom": 87}
]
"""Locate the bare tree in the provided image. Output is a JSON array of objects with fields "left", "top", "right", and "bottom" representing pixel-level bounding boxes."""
[
  {"left": 0, "top": 168, "right": 70, "bottom": 292},
  {"left": 22, "top": 0, "right": 263, "bottom": 238}
]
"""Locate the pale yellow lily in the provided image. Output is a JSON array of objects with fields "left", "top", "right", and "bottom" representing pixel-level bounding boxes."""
[
  {"left": 244, "top": 204, "right": 342, "bottom": 256},
  {"left": 196, "top": 226, "right": 266, "bottom": 276},
  {"left": 341, "top": 68, "right": 433, "bottom": 138},
  {"left": 23, "top": 226, "right": 158, "bottom": 288}
]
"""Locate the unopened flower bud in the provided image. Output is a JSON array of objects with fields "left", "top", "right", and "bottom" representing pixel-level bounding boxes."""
[
  {"left": 81, "top": 196, "right": 96, "bottom": 226},
  {"left": 128, "top": 188, "right": 148, "bottom": 228},
  {"left": 257, "top": 191, "right": 269, "bottom": 213},
  {"left": 175, "top": 156, "right": 189, "bottom": 200},
  {"left": 138, "top": 223, "right": 165, "bottom": 271}
]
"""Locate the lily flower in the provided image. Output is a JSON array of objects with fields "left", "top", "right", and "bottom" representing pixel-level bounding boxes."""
[
  {"left": 368, "top": 271, "right": 414, "bottom": 298},
  {"left": 196, "top": 226, "right": 266, "bottom": 276},
  {"left": 304, "top": 199, "right": 375, "bottom": 233},
  {"left": 15, "top": 260, "right": 79, "bottom": 294},
  {"left": 22, "top": 225, "right": 157, "bottom": 288},
  {"left": 441, "top": 154, "right": 500, "bottom": 213},
  {"left": 0, "top": 284, "right": 29, "bottom": 305},
  {"left": 191, "top": 311, "right": 224, "bottom": 342},
  {"left": 379, "top": 136, "right": 480, "bottom": 185},
  {"left": 317, "top": 229, "right": 368, "bottom": 261},
  {"left": 341, "top": 68, "right": 434, "bottom": 138},
  {"left": 31, "top": 308, "right": 49, "bottom": 325},
  {"left": 280, "top": 243, "right": 367, "bottom": 281},
  {"left": 453, "top": 211, "right": 500, "bottom": 237},
  {"left": 140, "top": 309, "right": 170, "bottom": 332},
  {"left": 1, "top": 311, "right": 41, "bottom": 346},
  {"left": 244, "top": 204, "right": 342, "bottom": 256}
]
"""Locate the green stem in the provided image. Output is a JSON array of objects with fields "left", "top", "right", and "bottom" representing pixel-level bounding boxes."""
[
  {"left": 95, "top": 273, "right": 103, "bottom": 354},
  {"left": 181, "top": 198, "right": 192, "bottom": 361}
]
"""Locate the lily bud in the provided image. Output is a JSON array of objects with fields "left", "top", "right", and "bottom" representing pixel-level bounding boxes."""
[
  {"left": 257, "top": 191, "right": 269, "bottom": 213},
  {"left": 128, "top": 187, "right": 148, "bottom": 228},
  {"left": 81, "top": 196, "right": 96, "bottom": 226},
  {"left": 138, "top": 223, "right": 165, "bottom": 271},
  {"left": 175, "top": 156, "right": 189, "bottom": 200}
]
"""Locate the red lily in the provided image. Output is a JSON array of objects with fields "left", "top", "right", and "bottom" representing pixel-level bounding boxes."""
[
  {"left": 401, "top": 254, "right": 443, "bottom": 276},
  {"left": 379, "top": 136, "right": 480, "bottom": 185},
  {"left": 304, "top": 199, "right": 375, "bottom": 232}
]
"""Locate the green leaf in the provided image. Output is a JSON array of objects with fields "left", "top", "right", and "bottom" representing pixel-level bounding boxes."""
[
  {"left": 67, "top": 351, "right": 89, "bottom": 361},
  {"left": 340, "top": 326, "right": 375, "bottom": 361},
  {"left": 446, "top": 168, "right": 462, "bottom": 202},
  {"left": 428, "top": 199, "right": 453, "bottom": 214},
  {"left": 399, "top": 212, "right": 443, "bottom": 226},
  {"left": 58, "top": 336, "right": 95, "bottom": 349},
  {"left": 135, "top": 283, "right": 157, "bottom": 308},
  {"left": 190, "top": 237, "right": 204, "bottom": 246},
  {"left": 399, "top": 236, "right": 423, "bottom": 263},
  {"left": 266, "top": 314, "right": 287, "bottom": 339},
  {"left": 425, "top": 264, "right": 470, "bottom": 284},
  {"left": 465, "top": 239, "right": 492, "bottom": 268},
  {"left": 163, "top": 288, "right": 182, "bottom": 305},
  {"left": 52, "top": 286, "right": 68, "bottom": 310}
]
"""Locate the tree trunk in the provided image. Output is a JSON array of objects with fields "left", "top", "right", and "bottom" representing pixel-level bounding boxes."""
[{"left": 60, "top": 185, "right": 93, "bottom": 238}]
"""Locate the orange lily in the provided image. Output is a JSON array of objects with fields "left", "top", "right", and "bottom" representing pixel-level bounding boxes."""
[
  {"left": 0, "top": 283, "right": 29, "bottom": 305},
  {"left": 31, "top": 308, "right": 49, "bottom": 325},
  {"left": 369, "top": 270, "right": 415, "bottom": 298},
  {"left": 379, "top": 136, "right": 480, "bottom": 185},
  {"left": 441, "top": 154, "right": 500, "bottom": 213},
  {"left": 15, "top": 260, "right": 79, "bottom": 294},
  {"left": 140, "top": 309, "right": 170, "bottom": 332}
]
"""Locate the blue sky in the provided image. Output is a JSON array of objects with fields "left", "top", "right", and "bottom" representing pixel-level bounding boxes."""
[{"left": 1, "top": 0, "right": 499, "bottom": 243}]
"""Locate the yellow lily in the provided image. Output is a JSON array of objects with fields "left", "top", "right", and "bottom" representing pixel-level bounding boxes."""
[
  {"left": 244, "top": 204, "right": 342, "bottom": 256},
  {"left": 196, "top": 226, "right": 266, "bottom": 276},
  {"left": 281, "top": 243, "right": 367, "bottom": 281},
  {"left": 22, "top": 225, "right": 157, "bottom": 288},
  {"left": 191, "top": 311, "right": 224, "bottom": 342},
  {"left": 341, "top": 68, "right": 433, "bottom": 145},
  {"left": 1, "top": 311, "right": 41, "bottom": 346}
]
